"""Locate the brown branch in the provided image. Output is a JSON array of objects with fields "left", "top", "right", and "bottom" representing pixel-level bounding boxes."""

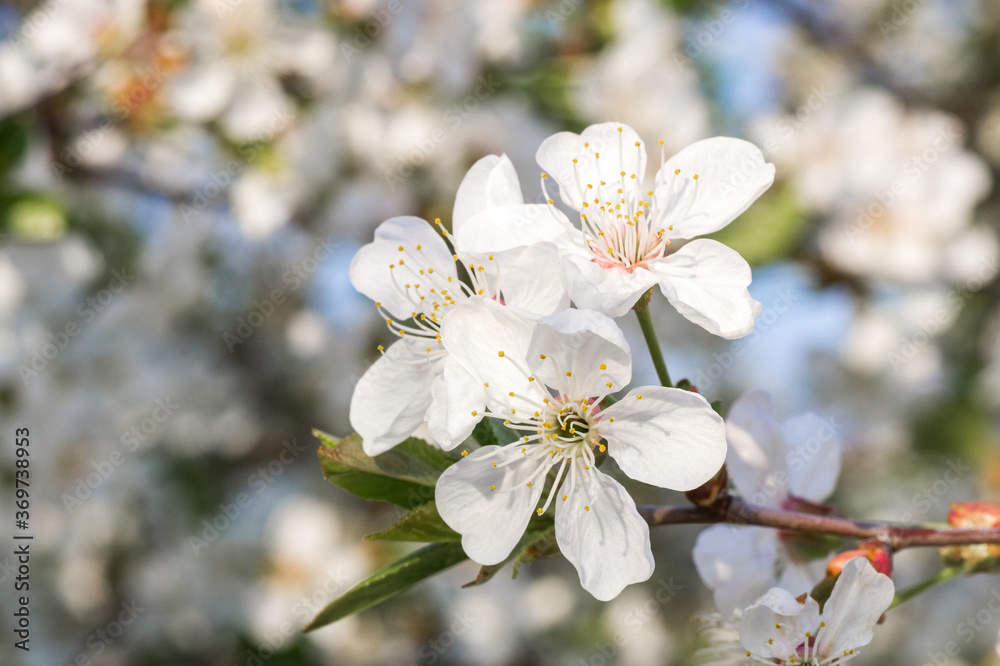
[{"left": 638, "top": 498, "right": 1000, "bottom": 550}]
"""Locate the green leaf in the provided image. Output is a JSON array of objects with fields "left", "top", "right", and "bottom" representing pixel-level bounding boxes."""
[
  {"left": 303, "top": 542, "right": 468, "bottom": 631},
  {"left": 0, "top": 119, "right": 29, "bottom": 175},
  {"left": 471, "top": 418, "right": 498, "bottom": 448},
  {"left": 315, "top": 430, "right": 453, "bottom": 507},
  {"left": 314, "top": 430, "right": 452, "bottom": 485},
  {"left": 365, "top": 501, "right": 460, "bottom": 543}
]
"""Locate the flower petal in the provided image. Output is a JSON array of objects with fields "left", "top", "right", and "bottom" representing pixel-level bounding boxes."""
[
  {"left": 462, "top": 243, "right": 570, "bottom": 318},
  {"left": 652, "top": 239, "right": 762, "bottom": 339},
  {"left": 815, "top": 557, "right": 894, "bottom": 658},
  {"left": 426, "top": 357, "right": 486, "bottom": 451},
  {"left": 740, "top": 588, "right": 821, "bottom": 661},
  {"left": 436, "top": 445, "right": 546, "bottom": 565},
  {"left": 349, "top": 339, "right": 440, "bottom": 456},
  {"left": 527, "top": 308, "right": 632, "bottom": 398},
  {"left": 555, "top": 466, "right": 654, "bottom": 601},
  {"left": 725, "top": 390, "right": 789, "bottom": 503},
  {"left": 693, "top": 525, "right": 781, "bottom": 616},
  {"left": 561, "top": 252, "right": 660, "bottom": 317},
  {"left": 349, "top": 216, "right": 459, "bottom": 320},
  {"left": 653, "top": 136, "right": 774, "bottom": 239},
  {"left": 783, "top": 411, "right": 842, "bottom": 502},
  {"left": 537, "top": 122, "right": 647, "bottom": 211},
  {"left": 438, "top": 297, "right": 547, "bottom": 414},
  {"left": 454, "top": 204, "right": 582, "bottom": 256},
  {"left": 453, "top": 153, "right": 524, "bottom": 234},
  {"left": 600, "top": 386, "right": 726, "bottom": 491}
]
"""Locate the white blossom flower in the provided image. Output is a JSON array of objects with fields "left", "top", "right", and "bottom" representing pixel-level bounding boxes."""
[
  {"left": 740, "top": 557, "right": 894, "bottom": 665},
  {"left": 167, "top": 0, "right": 335, "bottom": 140},
  {"left": 434, "top": 297, "right": 727, "bottom": 600},
  {"left": 349, "top": 155, "right": 568, "bottom": 455},
  {"left": 454, "top": 122, "right": 773, "bottom": 336},
  {"left": 693, "top": 390, "right": 841, "bottom": 615}
]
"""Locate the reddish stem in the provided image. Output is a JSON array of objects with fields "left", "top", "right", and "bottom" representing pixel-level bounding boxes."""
[{"left": 638, "top": 498, "right": 1000, "bottom": 550}]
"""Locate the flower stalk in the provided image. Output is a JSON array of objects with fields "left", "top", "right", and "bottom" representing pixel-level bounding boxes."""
[{"left": 633, "top": 292, "right": 673, "bottom": 387}]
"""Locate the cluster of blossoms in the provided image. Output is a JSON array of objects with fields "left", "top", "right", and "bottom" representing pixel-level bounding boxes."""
[{"left": 348, "top": 121, "right": 901, "bottom": 656}]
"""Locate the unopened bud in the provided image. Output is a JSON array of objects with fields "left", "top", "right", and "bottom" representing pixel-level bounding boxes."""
[
  {"left": 947, "top": 501, "right": 1000, "bottom": 528},
  {"left": 827, "top": 541, "right": 892, "bottom": 577},
  {"left": 940, "top": 501, "right": 1000, "bottom": 572},
  {"left": 686, "top": 464, "right": 728, "bottom": 508}
]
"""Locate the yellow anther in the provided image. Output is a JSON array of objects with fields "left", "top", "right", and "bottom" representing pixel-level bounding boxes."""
[
  {"left": 490, "top": 485, "right": 496, "bottom": 491},
  {"left": 471, "top": 410, "right": 478, "bottom": 416},
  {"left": 598, "top": 444, "right": 606, "bottom": 452},
  {"left": 635, "top": 141, "right": 640, "bottom": 147},
  {"left": 637, "top": 394, "right": 643, "bottom": 400},
  {"left": 528, "top": 376, "right": 535, "bottom": 382},
  {"left": 674, "top": 168, "right": 680, "bottom": 175},
  {"left": 522, "top": 447, "right": 526, "bottom": 453},
  {"left": 617, "top": 127, "right": 622, "bottom": 133},
  {"left": 527, "top": 481, "right": 532, "bottom": 487},
  {"left": 398, "top": 245, "right": 404, "bottom": 251},
  {"left": 492, "top": 462, "right": 497, "bottom": 468},
  {"left": 658, "top": 139, "right": 664, "bottom": 146},
  {"left": 498, "top": 351, "right": 505, "bottom": 357},
  {"left": 461, "top": 450, "right": 468, "bottom": 456},
  {"left": 584, "top": 505, "right": 590, "bottom": 511},
  {"left": 565, "top": 371, "right": 572, "bottom": 377},
  {"left": 536, "top": 508, "right": 543, "bottom": 515},
  {"left": 599, "top": 363, "right": 607, "bottom": 370},
  {"left": 508, "top": 391, "right": 515, "bottom": 397},
  {"left": 484, "top": 382, "right": 489, "bottom": 387},
  {"left": 594, "top": 152, "right": 600, "bottom": 158},
  {"left": 539, "top": 354, "right": 546, "bottom": 360},
  {"left": 562, "top": 495, "right": 568, "bottom": 501},
  {"left": 377, "top": 345, "right": 384, "bottom": 351},
  {"left": 609, "top": 417, "right": 615, "bottom": 422},
  {"left": 693, "top": 174, "right": 699, "bottom": 180},
  {"left": 606, "top": 382, "right": 613, "bottom": 388}
]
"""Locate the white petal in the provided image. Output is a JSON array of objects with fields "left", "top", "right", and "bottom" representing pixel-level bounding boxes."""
[
  {"left": 438, "top": 297, "right": 547, "bottom": 414},
  {"left": 169, "top": 62, "right": 235, "bottom": 122},
  {"left": 783, "top": 412, "right": 842, "bottom": 502},
  {"left": 816, "top": 557, "right": 894, "bottom": 658},
  {"left": 561, "top": 253, "right": 660, "bottom": 318},
  {"left": 349, "top": 340, "right": 440, "bottom": 456},
  {"left": 463, "top": 243, "right": 570, "bottom": 318},
  {"left": 555, "top": 467, "right": 653, "bottom": 601},
  {"left": 220, "top": 74, "right": 292, "bottom": 141},
  {"left": 653, "top": 136, "right": 774, "bottom": 239},
  {"left": 600, "top": 387, "right": 726, "bottom": 491},
  {"left": 436, "top": 445, "right": 546, "bottom": 565},
  {"left": 537, "top": 122, "right": 647, "bottom": 211},
  {"left": 426, "top": 357, "right": 485, "bottom": 451},
  {"left": 349, "top": 216, "right": 458, "bottom": 320},
  {"left": 693, "top": 525, "right": 780, "bottom": 616},
  {"left": 725, "top": 390, "right": 789, "bottom": 503},
  {"left": 527, "top": 308, "right": 632, "bottom": 398},
  {"left": 652, "top": 239, "right": 762, "bottom": 339},
  {"left": 453, "top": 154, "right": 524, "bottom": 234},
  {"left": 454, "top": 204, "right": 581, "bottom": 256},
  {"left": 740, "top": 589, "right": 821, "bottom": 661}
]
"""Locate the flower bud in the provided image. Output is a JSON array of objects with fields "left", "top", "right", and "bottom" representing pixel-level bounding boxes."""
[
  {"left": 947, "top": 501, "right": 1000, "bottom": 528},
  {"left": 685, "top": 464, "right": 728, "bottom": 508},
  {"left": 940, "top": 501, "right": 1000, "bottom": 572},
  {"left": 826, "top": 541, "right": 893, "bottom": 577}
]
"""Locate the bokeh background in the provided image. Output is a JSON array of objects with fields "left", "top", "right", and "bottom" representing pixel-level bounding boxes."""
[{"left": 1, "top": 0, "right": 999, "bottom": 664}]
